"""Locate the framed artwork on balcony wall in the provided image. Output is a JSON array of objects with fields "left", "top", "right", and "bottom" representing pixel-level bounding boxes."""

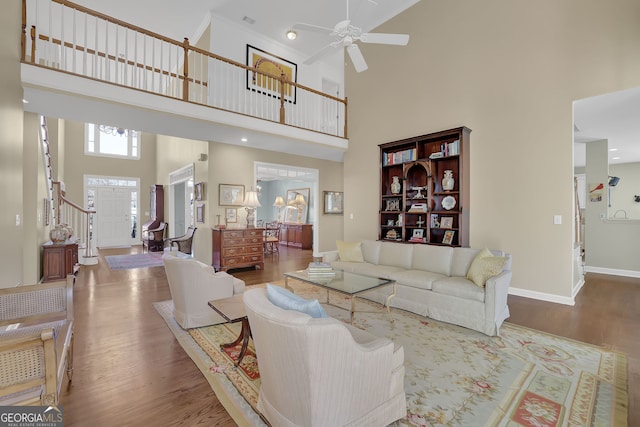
[{"left": 246, "top": 45, "right": 298, "bottom": 104}]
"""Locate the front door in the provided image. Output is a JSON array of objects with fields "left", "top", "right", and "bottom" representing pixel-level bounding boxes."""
[{"left": 97, "top": 187, "right": 134, "bottom": 247}]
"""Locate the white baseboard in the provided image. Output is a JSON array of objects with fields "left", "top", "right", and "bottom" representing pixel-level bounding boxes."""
[
  {"left": 508, "top": 287, "right": 575, "bottom": 306},
  {"left": 583, "top": 266, "right": 640, "bottom": 278}
]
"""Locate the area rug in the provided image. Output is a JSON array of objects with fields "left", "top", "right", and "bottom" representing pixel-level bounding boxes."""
[
  {"left": 105, "top": 252, "right": 164, "bottom": 270},
  {"left": 154, "top": 282, "right": 628, "bottom": 427}
]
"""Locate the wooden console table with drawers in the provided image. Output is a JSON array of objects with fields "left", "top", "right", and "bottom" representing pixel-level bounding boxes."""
[{"left": 211, "top": 227, "right": 264, "bottom": 272}]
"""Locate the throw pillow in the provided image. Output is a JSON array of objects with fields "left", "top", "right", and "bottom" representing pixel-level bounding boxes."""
[
  {"left": 466, "top": 248, "right": 508, "bottom": 287},
  {"left": 266, "top": 284, "right": 328, "bottom": 318},
  {"left": 336, "top": 240, "right": 364, "bottom": 262}
]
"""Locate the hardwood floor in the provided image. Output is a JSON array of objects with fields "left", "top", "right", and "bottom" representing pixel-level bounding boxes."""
[{"left": 60, "top": 246, "right": 638, "bottom": 426}]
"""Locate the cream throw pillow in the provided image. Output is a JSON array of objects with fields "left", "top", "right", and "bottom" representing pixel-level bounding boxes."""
[
  {"left": 336, "top": 240, "right": 364, "bottom": 262},
  {"left": 466, "top": 248, "right": 508, "bottom": 287}
]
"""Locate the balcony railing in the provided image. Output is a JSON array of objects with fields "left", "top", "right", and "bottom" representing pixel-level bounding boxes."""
[{"left": 21, "top": 0, "right": 348, "bottom": 138}]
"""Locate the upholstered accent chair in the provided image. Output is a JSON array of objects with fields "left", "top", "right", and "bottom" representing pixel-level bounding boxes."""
[
  {"left": 243, "top": 287, "right": 407, "bottom": 427},
  {"left": 142, "top": 221, "right": 166, "bottom": 252},
  {"left": 263, "top": 221, "right": 280, "bottom": 253},
  {"left": 162, "top": 252, "right": 245, "bottom": 329},
  {"left": 165, "top": 226, "right": 197, "bottom": 256}
]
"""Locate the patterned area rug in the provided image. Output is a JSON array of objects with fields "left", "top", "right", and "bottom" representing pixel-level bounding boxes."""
[
  {"left": 105, "top": 253, "right": 164, "bottom": 270},
  {"left": 154, "top": 282, "right": 628, "bottom": 427}
]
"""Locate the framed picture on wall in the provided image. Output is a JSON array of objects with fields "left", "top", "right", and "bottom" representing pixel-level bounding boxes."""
[
  {"left": 195, "top": 182, "right": 205, "bottom": 201},
  {"left": 323, "top": 191, "right": 343, "bottom": 215},
  {"left": 225, "top": 208, "right": 237, "bottom": 223},
  {"left": 196, "top": 204, "right": 205, "bottom": 223},
  {"left": 286, "top": 188, "right": 310, "bottom": 223},
  {"left": 219, "top": 184, "right": 245, "bottom": 206}
]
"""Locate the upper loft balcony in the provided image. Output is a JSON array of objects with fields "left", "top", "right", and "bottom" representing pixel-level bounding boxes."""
[{"left": 20, "top": 0, "right": 349, "bottom": 162}]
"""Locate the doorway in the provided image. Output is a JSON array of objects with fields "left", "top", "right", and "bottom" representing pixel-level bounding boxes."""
[
  {"left": 85, "top": 175, "right": 139, "bottom": 248},
  {"left": 167, "top": 164, "right": 195, "bottom": 239}
]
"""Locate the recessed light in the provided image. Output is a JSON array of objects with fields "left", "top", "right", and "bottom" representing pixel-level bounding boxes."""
[
  {"left": 286, "top": 30, "right": 297, "bottom": 40},
  {"left": 609, "top": 148, "right": 619, "bottom": 152},
  {"left": 611, "top": 156, "right": 621, "bottom": 160},
  {"left": 22, "top": 99, "right": 29, "bottom": 104},
  {"left": 241, "top": 137, "right": 248, "bottom": 142}
]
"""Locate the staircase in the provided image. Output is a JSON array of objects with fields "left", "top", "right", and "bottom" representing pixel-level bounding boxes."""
[{"left": 39, "top": 116, "right": 98, "bottom": 266}]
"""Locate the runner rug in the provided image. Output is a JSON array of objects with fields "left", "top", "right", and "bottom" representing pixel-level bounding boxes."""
[
  {"left": 105, "top": 253, "right": 164, "bottom": 270},
  {"left": 154, "top": 282, "right": 628, "bottom": 427}
]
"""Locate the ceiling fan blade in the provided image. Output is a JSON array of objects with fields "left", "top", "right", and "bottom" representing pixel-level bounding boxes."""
[
  {"left": 347, "top": 44, "right": 368, "bottom": 72},
  {"left": 360, "top": 32, "right": 409, "bottom": 46},
  {"left": 303, "top": 43, "right": 339, "bottom": 65},
  {"left": 292, "top": 22, "right": 334, "bottom": 35}
]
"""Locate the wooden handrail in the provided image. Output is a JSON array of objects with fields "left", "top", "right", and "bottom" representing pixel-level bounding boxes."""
[{"left": 52, "top": 182, "right": 95, "bottom": 215}]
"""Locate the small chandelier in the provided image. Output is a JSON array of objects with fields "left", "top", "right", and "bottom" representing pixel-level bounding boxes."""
[{"left": 99, "top": 125, "right": 129, "bottom": 136}]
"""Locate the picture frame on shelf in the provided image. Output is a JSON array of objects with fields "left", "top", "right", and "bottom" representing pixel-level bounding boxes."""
[
  {"left": 195, "top": 182, "right": 204, "bottom": 201},
  {"left": 219, "top": 184, "right": 245, "bottom": 206},
  {"left": 430, "top": 213, "right": 440, "bottom": 228},
  {"left": 225, "top": 208, "right": 237, "bottom": 223},
  {"left": 323, "top": 191, "right": 343, "bottom": 215},
  {"left": 196, "top": 204, "right": 205, "bottom": 223},
  {"left": 246, "top": 45, "right": 297, "bottom": 103},
  {"left": 440, "top": 217, "right": 453, "bottom": 229},
  {"left": 442, "top": 230, "right": 455, "bottom": 245},
  {"left": 412, "top": 229, "right": 424, "bottom": 239}
]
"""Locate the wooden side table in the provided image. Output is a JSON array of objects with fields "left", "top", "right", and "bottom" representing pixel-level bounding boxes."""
[{"left": 208, "top": 294, "right": 251, "bottom": 368}]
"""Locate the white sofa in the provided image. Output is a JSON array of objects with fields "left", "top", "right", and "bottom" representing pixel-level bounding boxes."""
[
  {"left": 322, "top": 240, "right": 512, "bottom": 336},
  {"left": 244, "top": 287, "right": 406, "bottom": 427}
]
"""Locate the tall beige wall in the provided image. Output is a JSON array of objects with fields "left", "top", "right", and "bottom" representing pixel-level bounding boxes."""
[
  {"left": 344, "top": 0, "right": 640, "bottom": 299},
  {"left": 0, "top": 0, "right": 24, "bottom": 287}
]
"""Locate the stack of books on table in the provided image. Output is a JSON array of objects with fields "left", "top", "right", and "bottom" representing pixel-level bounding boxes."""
[{"left": 307, "top": 262, "right": 336, "bottom": 277}]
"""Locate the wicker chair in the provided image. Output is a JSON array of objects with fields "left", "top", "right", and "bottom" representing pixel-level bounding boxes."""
[
  {"left": 142, "top": 221, "right": 166, "bottom": 252},
  {"left": 165, "top": 226, "right": 197, "bottom": 256},
  {"left": 0, "top": 276, "right": 75, "bottom": 406}
]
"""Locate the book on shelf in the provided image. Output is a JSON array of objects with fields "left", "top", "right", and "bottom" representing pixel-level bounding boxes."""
[
  {"left": 308, "top": 262, "right": 335, "bottom": 276},
  {"left": 440, "top": 140, "right": 459, "bottom": 157},
  {"left": 383, "top": 148, "right": 417, "bottom": 166}
]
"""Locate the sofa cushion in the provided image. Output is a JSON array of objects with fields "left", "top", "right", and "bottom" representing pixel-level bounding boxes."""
[
  {"left": 350, "top": 262, "right": 405, "bottom": 280},
  {"left": 378, "top": 241, "right": 413, "bottom": 269},
  {"left": 360, "top": 240, "right": 382, "bottom": 264},
  {"left": 266, "top": 284, "right": 327, "bottom": 318},
  {"left": 432, "top": 277, "right": 486, "bottom": 302},
  {"left": 411, "top": 245, "right": 453, "bottom": 276},
  {"left": 389, "top": 269, "right": 447, "bottom": 290},
  {"left": 336, "top": 241, "right": 364, "bottom": 262},
  {"left": 466, "top": 248, "right": 509, "bottom": 287}
]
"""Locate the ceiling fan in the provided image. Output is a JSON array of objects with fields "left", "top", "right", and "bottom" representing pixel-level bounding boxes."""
[{"left": 291, "top": 0, "right": 410, "bottom": 72}]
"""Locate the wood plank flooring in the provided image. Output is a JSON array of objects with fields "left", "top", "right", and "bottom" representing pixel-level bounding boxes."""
[{"left": 60, "top": 246, "right": 638, "bottom": 426}]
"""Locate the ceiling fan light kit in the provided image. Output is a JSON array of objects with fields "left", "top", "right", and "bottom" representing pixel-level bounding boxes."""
[{"left": 291, "top": 0, "right": 409, "bottom": 72}]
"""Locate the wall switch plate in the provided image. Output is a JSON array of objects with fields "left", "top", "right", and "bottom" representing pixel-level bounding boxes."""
[{"left": 553, "top": 215, "right": 562, "bottom": 225}]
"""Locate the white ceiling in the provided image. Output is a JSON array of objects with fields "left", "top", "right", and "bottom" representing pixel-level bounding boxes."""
[
  {"left": 73, "top": 0, "right": 420, "bottom": 66},
  {"left": 574, "top": 86, "right": 640, "bottom": 168}
]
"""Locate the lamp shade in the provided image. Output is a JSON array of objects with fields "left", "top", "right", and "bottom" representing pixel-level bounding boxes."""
[
  {"left": 273, "top": 196, "right": 286, "bottom": 207},
  {"left": 243, "top": 191, "right": 262, "bottom": 208}
]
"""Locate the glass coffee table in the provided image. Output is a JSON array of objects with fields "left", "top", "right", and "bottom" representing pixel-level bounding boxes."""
[{"left": 284, "top": 270, "right": 396, "bottom": 323}]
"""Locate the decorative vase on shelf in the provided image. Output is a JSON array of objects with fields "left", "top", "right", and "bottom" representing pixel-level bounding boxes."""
[
  {"left": 49, "top": 225, "right": 69, "bottom": 243},
  {"left": 391, "top": 176, "right": 401, "bottom": 194},
  {"left": 442, "top": 170, "right": 454, "bottom": 191}
]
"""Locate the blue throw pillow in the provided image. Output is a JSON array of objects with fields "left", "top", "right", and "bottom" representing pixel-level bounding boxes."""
[{"left": 266, "top": 284, "right": 327, "bottom": 318}]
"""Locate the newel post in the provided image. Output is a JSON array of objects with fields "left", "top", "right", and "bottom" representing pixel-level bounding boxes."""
[{"left": 182, "top": 38, "right": 190, "bottom": 101}]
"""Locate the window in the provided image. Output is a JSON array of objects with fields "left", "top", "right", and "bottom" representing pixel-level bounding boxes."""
[{"left": 85, "top": 123, "right": 140, "bottom": 159}]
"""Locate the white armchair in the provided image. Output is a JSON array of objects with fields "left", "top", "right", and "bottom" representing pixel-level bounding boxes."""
[
  {"left": 162, "top": 253, "right": 245, "bottom": 329},
  {"left": 243, "top": 287, "right": 406, "bottom": 427}
]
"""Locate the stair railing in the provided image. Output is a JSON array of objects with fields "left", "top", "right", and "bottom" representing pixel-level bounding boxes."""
[{"left": 52, "top": 182, "right": 96, "bottom": 263}]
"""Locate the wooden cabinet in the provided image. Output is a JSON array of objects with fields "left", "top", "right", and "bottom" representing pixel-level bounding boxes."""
[
  {"left": 212, "top": 228, "right": 264, "bottom": 272},
  {"left": 42, "top": 241, "right": 78, "bottom": 282},
  {"left": 379, "top": 127, "right": 470, "bottom": 247},
  {"left": 279, "top": 223, "right": 312, "bottom": 249}
]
